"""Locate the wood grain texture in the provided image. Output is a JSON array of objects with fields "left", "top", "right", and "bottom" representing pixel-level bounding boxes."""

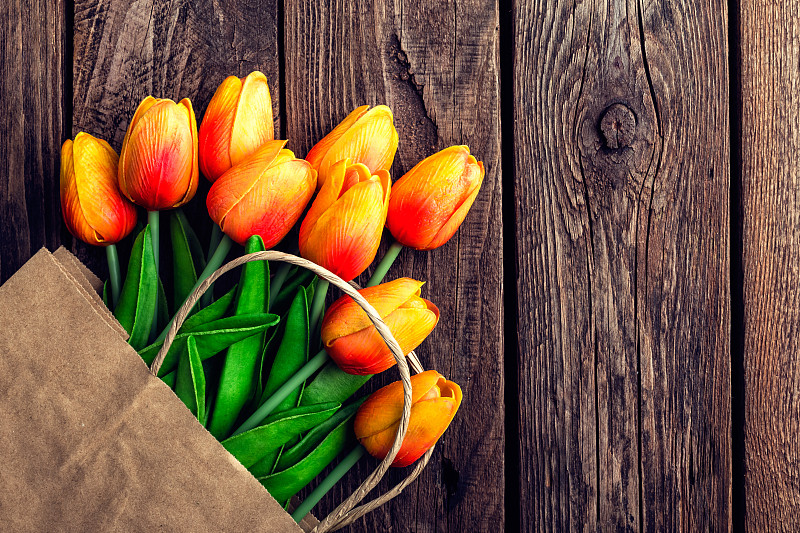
[
  {"left": 285, "top": 1, "right": 503, "bottom": 531},
  {"left": 514, "top": 0, "right": 730, "bottom": 530},
  {"left": 72, "top": 0, "right": 281, "bottom": 273},
  {"left": 0, "top": 0, "right": 65, "bottom": 283},
  {"left": 740, "top": 1, "right": 800, "bottom": 530}
]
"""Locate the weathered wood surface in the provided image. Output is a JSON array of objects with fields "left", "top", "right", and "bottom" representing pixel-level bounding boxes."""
[
  {"left": 0, "top": 0, "right": 65, "bottom": 282},
  {"left": 740, "top": 1, "right": 800, "bottom": 530},
  {"left": 71, "top": 0, "right": 281, "bottom": 273},
  {"left": 514, "top": 0, "right": 731, "bottom": 530},
  {"left": 284, "top": 1, "right": 504, "bottom": 531}
]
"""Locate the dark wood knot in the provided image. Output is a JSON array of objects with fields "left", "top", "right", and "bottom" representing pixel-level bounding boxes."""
[{"left": 600, "top": 104, "right": 635, "bottom": 149}]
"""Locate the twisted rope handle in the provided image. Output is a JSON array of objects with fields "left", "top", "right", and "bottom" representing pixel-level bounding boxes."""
[{"left": 150, "top": 251, "right": 427, "bottom": 531}]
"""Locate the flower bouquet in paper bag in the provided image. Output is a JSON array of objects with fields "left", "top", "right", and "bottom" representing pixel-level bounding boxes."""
[{"left": 2, "top": 71, "right": 484, "bottom": 531}]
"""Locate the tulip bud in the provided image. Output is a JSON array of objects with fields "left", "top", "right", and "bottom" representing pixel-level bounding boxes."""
[
  {"left": 386, "top": 145, "right": 484, "bottom": 250},
  {"left": 305, "top": 105, "right": 399, "bottom": 190},
  {"left": 207, "top": 140, "right": 317, "bottom": 247},
  {"left": 199, "top": 72, "right": 274, "bottom": 182},
  {"left": 354, "top": 370, "right": 462, "bottom": 467},
  {"left": 118, "top": 96, "right": 199, "bottom": 210},
  {"left": 299, "top": 159, "right": 390, "bottom": 282},
  {"left": 60, "top": 133, "right": 137, "bottom": 246},
  {"left": 320, "top": 278, "right": 439, "bottom": 374}
]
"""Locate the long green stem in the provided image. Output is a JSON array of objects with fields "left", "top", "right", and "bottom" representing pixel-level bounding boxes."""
[
  {"left": 201, "top": 225, "right": 225, "bottom": 308},
  {"left": 291, "top": 445, "right": 365, "bottom": 522},
  {"left": 105, "top": 244, "right": 121, "bottom": 308},
  {"left": 367, "top": 241, "right": 403, "bottom": 287},
  {"left": 267, "top": 262, "right": 292, "bottom": 311},
  {"left": 148, "top": 211, "right": 160, "bottom": 340},
  {"left": 156, "top": 234, "right": 234, "bottom": 344},
  {"left": 308, "top": 278, "right": 330, "bottom": 335},
  {"left": 231, "top": 348, "right": 329, "bottom": 436}
]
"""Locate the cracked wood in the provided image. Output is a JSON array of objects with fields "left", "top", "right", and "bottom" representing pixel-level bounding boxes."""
[
  {"left": 514, "top": 0, "right": 730, "bottom": 530},
  {"left": 285, "top": 1, "right": 504, "bottom": 531},
  {"left": 740, "top": 1, "right": 800, "bottom": 530}
]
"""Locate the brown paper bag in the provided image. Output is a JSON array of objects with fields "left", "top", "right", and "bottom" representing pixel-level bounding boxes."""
[{"left": 0, "top": 248, "right": 318, "bottom": 532}]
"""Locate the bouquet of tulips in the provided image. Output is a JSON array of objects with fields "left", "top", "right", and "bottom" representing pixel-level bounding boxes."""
[{"left": 60, "top": 70, "right": 483, "bottom": 522}]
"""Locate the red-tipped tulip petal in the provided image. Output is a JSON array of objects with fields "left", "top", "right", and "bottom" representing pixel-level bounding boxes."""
[
  {"left": 387, "top": 145, "right": 484, "bottom": 250},
  {"left": 119, "top": 97, "right": 199, "bottom": 210}
]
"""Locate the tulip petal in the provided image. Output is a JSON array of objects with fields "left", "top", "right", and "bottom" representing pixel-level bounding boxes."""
[
  {"left": 72, "top": 133, "right": 136, "bottom": 244},
  {"left": 326, "top": 301, "right": 439, "bottom": 374},
  {"left": 321, "top": 278, "right": 425, "bottom": 345},
  {"left": 318, "top": 105, "right": 398, "bottom": 186},
  {"left": 119, "top": 99, "right": 197, "bottom": 209},
  {"left": 426, "top": 160, "right": 485, "bottom": 249},
  {"left": 387, "top": 146, "right": 482, "bottom": 249},
  {"left": 121, "top": 96, "right": 158, "bottom": 153},
  {"left": 354, "top": 370, "right": 443, "bottom": 439},
  {"left": 305, "top": 105, "right": 370, "bottom": 170},
  {"left": 298, "top": 178, "right": 387, "bottom": 281},
  {"left": 206, "top": 140, "right": 287, "bottom": 230},
  {"left": 299, "top": 159, "right": 348, "bottom": 250},
  {"left": 60, "top": 139, "right": 100, "bottom": 245},
  {"left": 230, "top": 71, "right": 274, "bottom": 165},
  {"left": 177, "top": 98, "right": 200, "bottom": 207},
  {"left": 199, "top": 76, "right": 241, "bottom": 181}
]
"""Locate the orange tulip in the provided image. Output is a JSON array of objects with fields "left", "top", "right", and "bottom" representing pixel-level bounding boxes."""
[
  {"left": 299, "top": 159, "right": 390, "bottom": 282},
  {"left": 60, "top": 133, "right": 137, "bottom": 246},
  {"left": 207, "top": 140, "right": 316, "bottom": 247},
  {"left": 199, "top": 71, "right": 274, "bottom": 182},
  {"left": 386, "top": 145, "right": 484, "bottom": 250},
  {"left": 354, "top": 370, "right": 462, "bottom": 467},
  {"left": 320, "top": 278, "right": 439, "bottom": 374},
  {"left": 118, "top": 96, "right": 199, "bottom": 210},
  {"left": 305, "top": 105, "right": 399, "bottom": 190}
]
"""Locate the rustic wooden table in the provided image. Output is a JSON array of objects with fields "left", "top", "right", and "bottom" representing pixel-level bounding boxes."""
[{"left": 1, "top": 0, "right": 795, "bottom": 531}]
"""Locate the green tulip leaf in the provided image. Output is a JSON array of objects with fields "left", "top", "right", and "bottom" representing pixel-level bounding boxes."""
[
  {"left": 138, "top": 313, "right": 279, "bottom": 376},
  {"left": 102, "top": 280, "right": 109, "bottom": 309},
  {"left": 270, "top": 268, "right": 316, "bottom": 314},
  {"left": 175, "top": 335, "right": 206, "bottom": 421},
  {"left": 170, "top": 211, "right": 200, "bottom": 309},
  {"left": 272, "top": 398, "right": 365, "bottom": 474},
  {"left": 157, "top": 276, "right": 169, "bottom": 330},
  {"left": 221, "top": 402, "right": 340, "bottom": 469},
  {"left": 208, "top": 235, "right": 270, "bottom": 439},
  {"left": 114, "top": 226, "right": 157, "bottom": 351},
  {"left": 256, "top": 401, "right": 362, "bottom": 502},
  {"left": 176, "top": 209, "right": 206, "bottom": 272},
  {"left": 300, "top": 362, "right": 372, "bottom": 407},
  {"left": 181, "top": 284, "right": 237, "bottom": 332},
  {"left": 161, "top": 371, "right": 176, "bottom": 390}
]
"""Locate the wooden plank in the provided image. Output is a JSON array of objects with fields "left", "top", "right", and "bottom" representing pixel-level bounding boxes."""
[
  {"left": 514, "top": 0, "right": 730, "bottom": 530},
  {"left": 740, "top": 2, "right": 800, "bottom": 530},
  {"left": 0, "top": 0, "right": 65, "bottom": 283},
  {"left": 285, "top": 1, "right": 503, "bottom": 530},
  {"left": 72, "top": 0, "right": 281, "bottom": 272}
]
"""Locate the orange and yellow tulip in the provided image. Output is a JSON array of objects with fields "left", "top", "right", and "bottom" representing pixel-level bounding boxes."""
[
  {"left": 207, "top": 140, "right": 316, "bottom": 247},
  {"left": 320, "top": 278, "right": 439, "bottom": 374},
  {"left": 354, "top": 370, "right": 462, "bottom": 467},
  {"left": 299, "top": 159, "right": 390, "bottom": 282},
  {"left": 60, "top": 133, "right": 137, "bottom": 246},
  {"left": 118, "top": 96, "right": 199, "bottom": 211},
  {"left": 386, "top": 145, "right": 484, "bottom": 250},
  {"left": 199, "top": 71, "right": 274, "bottom": 182},
  {"left": 305, "top": 105, "right": 398, "bottom": 189}
]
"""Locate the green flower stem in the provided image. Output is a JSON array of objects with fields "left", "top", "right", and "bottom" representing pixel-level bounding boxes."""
[
  {"left": 367, "top": 241, "right": 403, "bottom": 287},
  {"left": 155, "top": 234, "right": 234, "bottom": 344},
  {"left": 207, "top": 224, "right": 223, "bottom": 262},
  {"left": 308, "top": 278, "right": 330, "bottom": 335},
  {"left": 268, "top": 262, "right": 292, "bottom": 311},
  {"left": 105, "top": 244, "right": 121, "bottom": 308},
  {"left": 148, "top": 211, "right": 160, "bottom": 340},
  {"left": 231, "top": 348, "right": 329, "bottom": 436},
  {"left": 291, "top": 445, "right": 365, "bottom": 523}
]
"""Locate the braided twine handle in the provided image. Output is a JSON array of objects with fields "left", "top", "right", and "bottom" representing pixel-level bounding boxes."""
[{"left": 150, "top": 251, "right": 434, "bottom": 532}]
